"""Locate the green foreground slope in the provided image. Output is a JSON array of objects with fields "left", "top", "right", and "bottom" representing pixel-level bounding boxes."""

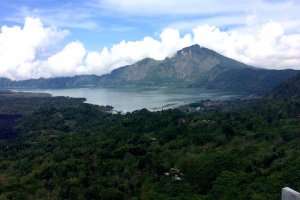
[{"left": 0, "top": 93, "right": 300, "bottom": 199}]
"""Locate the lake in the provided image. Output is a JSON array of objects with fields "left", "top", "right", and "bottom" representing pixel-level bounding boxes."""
[{"left": 21, "top": 87, "right": 243, "bottom": 112}]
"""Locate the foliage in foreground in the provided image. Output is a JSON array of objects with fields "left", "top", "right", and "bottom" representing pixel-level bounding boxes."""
[{"left": 0, "top": 98, "right": 300, "bottom": 199}]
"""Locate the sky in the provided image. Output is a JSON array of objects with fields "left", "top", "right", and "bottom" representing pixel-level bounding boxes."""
[{"left": 0, "top": 0, "right": 300, "bottom": 80}]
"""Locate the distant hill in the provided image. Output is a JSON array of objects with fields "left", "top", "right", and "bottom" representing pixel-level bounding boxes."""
[
  {"left": 270, "top": 73, "right": 300, "bottom": 98},
  {"left": 0, "top": 75, "right": 102, "bottom": 89},
  {"left": 0, "top": 45, "right": 298, "bottom": 94}
]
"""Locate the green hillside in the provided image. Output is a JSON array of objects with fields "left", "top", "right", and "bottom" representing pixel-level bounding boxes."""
[{"left": 0, "top": 92, "right": 300, "bottom": 199}]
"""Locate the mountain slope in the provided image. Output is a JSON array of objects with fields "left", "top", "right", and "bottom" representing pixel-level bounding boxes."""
[
  {"left": 98, "top": 45, "right": 297, "bottom": 93},
  {"left": 0, "top": 45, "right": 298, "bottom": 94},
  {"left": 270, "top": 73, "right": 300, "bottom": 98},
  {"left": 0, "top": 75, "right": 102, "bottom": 89},
  {"left": 99, "top": 45, "right": 252, "bottom": 87},
  {"left": 201, "top": 67, "right": 297, "bottom": 93}
]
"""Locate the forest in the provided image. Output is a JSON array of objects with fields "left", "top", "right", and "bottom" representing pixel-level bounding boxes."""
[{"left": 0, "top": 92, "right": 300, "bottom": 199}]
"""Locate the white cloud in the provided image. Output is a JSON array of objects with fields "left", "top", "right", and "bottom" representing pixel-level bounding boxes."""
[
  {"left": 82, "top": 28, "right": 192, "bottom": 75},
  {"left": 79, "top": 21, "right": 300, "bottom": 76},
  {"left": 46, "top": 42, "right": 87, "bottom": 76},
  {"left": 192, "top": 22, "right": 300, "bottom": 68},
  {"left": 98, "top": 0, "right": 300, "bottom": 35},
  {"left": 1, "top": 17, "right": 300, "bottom": 80},
  {"left": 0, "top": 17, "right": 68, "bottom": 80}
]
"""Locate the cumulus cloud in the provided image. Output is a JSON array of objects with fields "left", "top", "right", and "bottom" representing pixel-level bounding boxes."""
[
  {"left": 0, "top": 17, "right": 68, "bottom": 79},
  {"left": 1, "top": 17, "right": 300, "bottom": 80},
  {"left": 46, "top": 42, "right": 87, "bottom": 76},
  {"left": 192, "top": 22, "right": 300, "bottom": 68},
  {"left": 83, "top": 28, "right": 192, "bottom": 75},
  {"left": 80, "top": 21, "right": 300, "bottom": 74}
]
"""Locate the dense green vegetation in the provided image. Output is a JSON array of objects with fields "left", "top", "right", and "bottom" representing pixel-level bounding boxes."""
[
  {"left": 0, "top": 92, "right": 85, "bottom": 115},
  {"left": 0, "top": 92, "right": 300, "bottom": 199}
]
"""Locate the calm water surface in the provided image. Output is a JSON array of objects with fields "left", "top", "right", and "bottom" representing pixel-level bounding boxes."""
[{"left": 22, "top": 87, "right": 243, "bottom": 112}]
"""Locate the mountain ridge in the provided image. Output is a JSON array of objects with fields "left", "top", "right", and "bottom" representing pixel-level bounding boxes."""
[
  {"left": 0, "top": 45, "right": 298, "bottom": 94},
  {"left": 99, "top": 45, "right": 255, "bottom": 86},
  {"left": 97, "top": 44, "right": 297, "bottom": 93}
]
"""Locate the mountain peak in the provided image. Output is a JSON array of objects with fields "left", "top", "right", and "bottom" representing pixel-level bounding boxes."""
[
  {"left": 178, "top": 44, "right": 201, "bottom": 54},
  {"left": 176, "top": 44, "right": 218, "bottom": 58},
  {"left": 137, "top": 58, "right": 158, "bottom": 65},
  {"left": 182, "top": 44, "right": 201, "bottom": 50}
]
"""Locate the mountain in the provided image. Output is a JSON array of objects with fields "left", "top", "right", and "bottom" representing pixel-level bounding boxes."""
[
  {"left": 98, "top": 45, "right": 297, "bottom": 93},
  {"left": 0, "top": 75, "right": 102, "bottom": 89},
  {"left": 0, "top": 45, "right": 298, "bottom": 94},
  {"left": 270, "top": 73, "right": 300, "bottom": 98},
  {"left": 99, "top": 45, "right": 251, "bottom": 87}
]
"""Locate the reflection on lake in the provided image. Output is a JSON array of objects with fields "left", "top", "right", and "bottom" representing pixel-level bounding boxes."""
[{"left": 21, "top": 87, "right": 243, "bottom": 112}]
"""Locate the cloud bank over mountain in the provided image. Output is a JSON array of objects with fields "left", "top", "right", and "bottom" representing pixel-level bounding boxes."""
[{"left": 1, "top": 17, "right": 300, "bottom": 80}]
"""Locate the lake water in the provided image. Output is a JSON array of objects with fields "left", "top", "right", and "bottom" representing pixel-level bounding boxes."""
[{"left": 22, "top": 88, "right": 243, "bottom": 112}]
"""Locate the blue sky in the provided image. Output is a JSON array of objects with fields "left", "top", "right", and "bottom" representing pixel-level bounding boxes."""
[
  {"left": 1, "top": 0, "right": 185, "bottom": 49},
  {"left": 1, "top": 0, "right": 295, "bottom": 50},
  {"left": 0, "top": 0, "right": 300, "bottom": 79}
]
